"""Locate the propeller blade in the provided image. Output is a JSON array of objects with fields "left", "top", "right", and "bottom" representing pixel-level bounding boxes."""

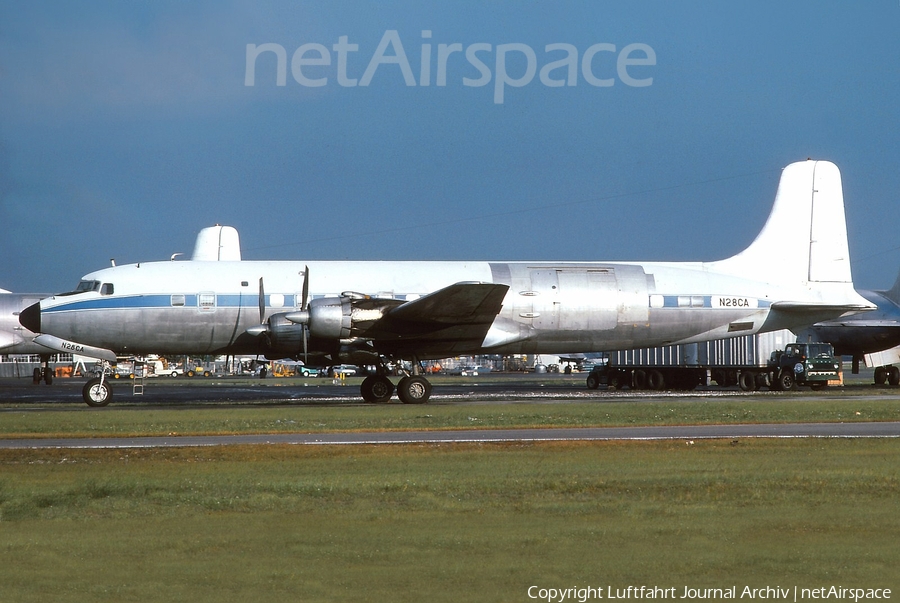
[
  {"left": 258, "top": 277, "right": 265, "bottom": 324},
  {"left": 301, "top": 265, "right": 309, "bottom": 311},
  {"left": 301, "top": 266, "right": 309, "bottom": 362},
  {"left": 302, "top": 325, "right": 308, "bottom": 364}
]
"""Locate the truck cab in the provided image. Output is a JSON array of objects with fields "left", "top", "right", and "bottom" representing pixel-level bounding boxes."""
[{"left": 769, "top": 343, "right": 839, "bottom": 390}]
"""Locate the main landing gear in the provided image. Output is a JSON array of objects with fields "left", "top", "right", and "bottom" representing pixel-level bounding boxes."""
[
  {"left": 360, "top": 359, "right": 434, "bottom": 404},
  {"left": 31, "top": 355, "right": 53, "bottom": 385}
]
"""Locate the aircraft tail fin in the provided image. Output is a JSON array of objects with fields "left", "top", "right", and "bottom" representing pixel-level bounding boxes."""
[
  {"left": 881, "top": 268, "right": 900, "bottom": 305},
  {"left": 712, "top": 160, "right": 854, "bottom": 286}
]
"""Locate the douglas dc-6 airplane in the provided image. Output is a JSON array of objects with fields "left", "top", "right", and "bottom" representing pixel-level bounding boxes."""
[{"left": 20, "top": 159, "right": 874, "bottom": 406}]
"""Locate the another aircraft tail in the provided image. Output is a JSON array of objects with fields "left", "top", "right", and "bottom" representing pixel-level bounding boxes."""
[{"left": 712, "top": 159, "right": 854, "bottom": 285}]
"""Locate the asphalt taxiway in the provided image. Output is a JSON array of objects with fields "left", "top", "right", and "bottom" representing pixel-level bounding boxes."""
[
  {"left": 2, "top": 374, "right": 900, "bottom": 448},
  {"left": 2, "top": 373, "right": 898, "bottom": 408},
  {"left": 1, "top": 421, "right": 899, "bottom": 450}
]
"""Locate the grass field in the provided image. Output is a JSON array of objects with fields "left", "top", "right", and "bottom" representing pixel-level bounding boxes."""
[
  {"left": 1, "top": 439, "right": 899, "bottom": 602},
  {"left": 2, "top": 379, "right": 899, "bottom": 602}
]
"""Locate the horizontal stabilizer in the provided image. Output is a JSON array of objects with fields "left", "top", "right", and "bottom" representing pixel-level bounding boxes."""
[
  {"left": 763, "top": 301, "right": 874, "bottom": 333},
  {"left": 387, "top": 282, "right": 509, "bottom": 325}
]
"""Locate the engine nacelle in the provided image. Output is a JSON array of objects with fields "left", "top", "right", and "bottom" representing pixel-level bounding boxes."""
[
  {"left": 263, "top": 292, "right": 405, "bottom": 360},
  {"left": 266, "top": 313, "right": 306, "bottom": 352},
  {"left": 307, "top": 296, "right": 352, "bottom": 339},
  {"left": 285, "top": 295, "right": 403, "bottom": 340}
]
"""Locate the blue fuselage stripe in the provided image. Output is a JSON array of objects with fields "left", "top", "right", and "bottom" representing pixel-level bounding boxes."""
[{"left": 43, "top": 294, "right": 299, "bottom": 313}]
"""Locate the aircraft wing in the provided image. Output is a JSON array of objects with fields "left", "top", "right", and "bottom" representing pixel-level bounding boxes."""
[
  {"left": 366, "top": 282, "right": 509, "bottom": 355},
  {"left": 0, "top": 331, "right": 16, "bottom": 351},
  {"left": 813, "top": 319, "right": 900, "bottom": 328},
  {"left": 387, "top": 282, "right": 509, "bottom": 324}
]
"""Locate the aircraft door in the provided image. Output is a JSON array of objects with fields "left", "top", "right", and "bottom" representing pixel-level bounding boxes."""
[{"left": 556, "top": 269, "right": 618, "bottom": 330}]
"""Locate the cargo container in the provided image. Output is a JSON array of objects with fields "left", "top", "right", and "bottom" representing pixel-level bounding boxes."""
[{"left": 585, "top": 329, "right": 798, "bottom": 391}]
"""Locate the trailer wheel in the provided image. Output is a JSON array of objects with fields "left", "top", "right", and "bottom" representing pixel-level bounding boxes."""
[
  {"left": 738, "top": 371, "right": 758, "bottom": 391},
  {"left": 874, "top": 367, "right": 887, "bottom": 385},
  {"left": 585, "top": 373, "right": 601, "bottom": 390},
  {"left": 632, "top": 370, "right": 647, "bottom": 390},
  {"left": 647, "top": 369, "right": 665, "bottom": 390}
]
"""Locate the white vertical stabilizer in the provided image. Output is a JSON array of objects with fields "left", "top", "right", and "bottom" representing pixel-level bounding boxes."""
[{"left": 712, "top": 160, "right": 852, "bottom": 285}]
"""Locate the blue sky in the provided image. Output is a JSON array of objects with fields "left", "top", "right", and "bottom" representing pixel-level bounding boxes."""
[{"left": 1, "top": 1, "right": 898, "bottom": 293}]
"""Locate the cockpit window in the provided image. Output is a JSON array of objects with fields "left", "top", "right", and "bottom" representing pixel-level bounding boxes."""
[
  {"left": 100, "top": 283, "right": 114, "bottom": 296},
  {"left": 58, "top": 280, "right": 102, "bottom": 296}
]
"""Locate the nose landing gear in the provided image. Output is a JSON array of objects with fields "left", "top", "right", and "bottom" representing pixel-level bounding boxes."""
[{"left": 82, "top": 361, "right": 113, "bottom": 407}]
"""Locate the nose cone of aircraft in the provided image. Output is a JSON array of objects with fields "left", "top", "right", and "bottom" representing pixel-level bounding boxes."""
[{"left": 19, "top": 302, "right": 41, "bottom": 333}]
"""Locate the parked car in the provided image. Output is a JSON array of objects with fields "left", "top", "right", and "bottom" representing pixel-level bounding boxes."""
[
  {"left": 461, "top": 365, "right": 491, "bottom": 376},
  {"left": 299, "top": 366, "right": 320, "bottom": 377},
  {"left": 328, "top": 365, "right": 358, "bottom": 377}
]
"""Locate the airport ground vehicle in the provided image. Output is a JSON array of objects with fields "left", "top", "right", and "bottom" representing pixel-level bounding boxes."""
[
  {"left": 185, "top": 362, "right": 214, "bottom": 377},
  {"left": 328, "top": 365, "right": 358, "bottom": 377},
  {"left": 767, "top": 342, "right": 840, "bottom": 390},
  {"left": 585, "top": 329, "right": 814, "bottom": 391},
  {"left": 461, "top": 365, "right": 492, "bottom": 376}
]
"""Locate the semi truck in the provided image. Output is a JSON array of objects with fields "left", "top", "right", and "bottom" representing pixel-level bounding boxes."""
[
  {"left": 767, "top": 342, "right": 840, "bottom": 390},
  {"left": 585, "top": 329, "right": 840, "bottom": 391}
]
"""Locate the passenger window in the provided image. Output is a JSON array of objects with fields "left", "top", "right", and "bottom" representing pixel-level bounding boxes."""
[{"left": 171, "top": 294, "right": 186, "bottom": 307}]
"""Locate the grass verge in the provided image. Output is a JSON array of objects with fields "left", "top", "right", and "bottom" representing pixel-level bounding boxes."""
[
  {"left": 1, "top": 439, "right": 898, "bottom": 602},
  {"left": 1, "top": 397, "right": 899, "bottom": 439}
]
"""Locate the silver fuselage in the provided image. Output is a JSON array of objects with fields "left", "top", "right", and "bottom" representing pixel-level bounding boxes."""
[{"left": 30, "top": 258, "right": 846, "bottom": 359}]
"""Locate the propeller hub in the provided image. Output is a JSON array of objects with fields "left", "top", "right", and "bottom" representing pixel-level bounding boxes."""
[{"left": 285, "top": 310, "right": 310, "bottom": 325}]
